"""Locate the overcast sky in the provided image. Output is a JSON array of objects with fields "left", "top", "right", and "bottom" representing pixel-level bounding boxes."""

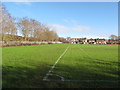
[{"left": 3, "top": 2, "right": 118, "bottom": 39}]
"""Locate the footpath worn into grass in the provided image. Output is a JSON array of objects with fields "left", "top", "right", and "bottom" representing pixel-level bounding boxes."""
[{"left": 2, "top": 44, "right": 119, "bottom": 88}]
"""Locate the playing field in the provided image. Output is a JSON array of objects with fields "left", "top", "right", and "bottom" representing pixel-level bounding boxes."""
[{"left": 2, "top": 44, "right": 119, "bottom": 88}]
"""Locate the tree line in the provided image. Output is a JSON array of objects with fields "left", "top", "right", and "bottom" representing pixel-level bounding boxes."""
[
  {"left": 1, "top": 3, "right": 118, "bottom": 44},
  {"left": 0, "top": 3, "right": 59, "bottom": 42}
]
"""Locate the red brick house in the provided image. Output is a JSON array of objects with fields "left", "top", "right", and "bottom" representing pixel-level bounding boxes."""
[
  {"left": 95, "top": 39, "right": 107, "bottom": 44},
  {"left": 71, "top": 38, "right": 87, "bottom": 44}
]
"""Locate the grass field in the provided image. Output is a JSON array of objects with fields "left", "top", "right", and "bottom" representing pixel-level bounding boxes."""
[{"left": 2, "top": 44, "right": 119, "bottom": 88}]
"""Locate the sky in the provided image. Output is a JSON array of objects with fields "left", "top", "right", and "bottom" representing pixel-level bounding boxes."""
[{"left": 3, "top": 2, "right": 118, "bottom": 39}]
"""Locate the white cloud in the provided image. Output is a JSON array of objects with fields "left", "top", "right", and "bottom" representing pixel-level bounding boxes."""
[
  {"left": 63, "top": 19, "right": 78, "bottom": 25},
  {"left": 48, "top": 24, "right": 91, "bottom": 33},
  {"left": 49, "top": 24, "right": 69, "bottom": 33},
  {"left": 18, "top": 2, "right": 31, "bottom": 5},
  {"left": 72, "top": 25, "right": 91, "bottom": 32},
  {"left": 63, "top": 18, "right": 91, "bottom": 32},
  {"left": 15, "top": 2, "right": 31, "bottom": 5}
]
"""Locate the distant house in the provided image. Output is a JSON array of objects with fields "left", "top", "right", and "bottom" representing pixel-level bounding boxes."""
[
  {"left": 87, "top": 38, "right": 107, "bottom": 44},
  {"left": 108, "top": 39, "right": 119, "bottom": 44},
  {"left": 71, "top": 37, "right": 117, "bottom": 45},
  {"left": 87, "top": 39, "right": 96, "bottom": 44},
  {"left": 71, "top": 38, "right": 87, "bottom": 44},
  {"left": 95, "top": 39, "right": 107, "bottom": 44},
  {"left": 71, "top": 38, "right": 78, "bottom": 44},
  {"left": 66, "top": 37, "right": 71, "bottom": 41}
]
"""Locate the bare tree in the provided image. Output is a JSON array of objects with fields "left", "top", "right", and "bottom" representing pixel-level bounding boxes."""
[
  {"left": 109, "top": 34, "right": 118, "bottom": 40},
  {"left": 49, "top": 30, "right": 58, "bottom": 41},
  {"left": 17, "top": 17, "right": 31, "bottom": 41},
  {"left": 109, "top": 34, "right": 119, "bottom": 44},
  {"left": 0, "top": 3, "right": 10, "bottom": 41},
  {"left": 1, "top": 3, "right": 59, "bottom": 43},
  {"left": 0, "top": 3, "right": 17, "bottom": 41},
  {"left": 42, "top": 24, "right": 58, "bottom": 41},
  {"left": 58, "top": 37, "right": 69, "bottom": 43},
  {"left": 30, "top": 19, "right": 44, "bottom": 41},
  {"left": 9, "top": 17, "right": 17, "bottom": 40}
]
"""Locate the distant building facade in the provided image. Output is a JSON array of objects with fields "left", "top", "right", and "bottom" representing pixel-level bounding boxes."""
[
  {"left": 71, "top": 38, "right": 87, "bottom": 44},
  {"left": 107, "top": 39, "right": 119, "bottom": 44},
  {"left": 69, "top": 37, "right": 119, "bottom": 45},
  {"left": 71, "top": 38, "right": 114, "bottom": 45},
  {"left": 66, "top": 37, "right": 71, "bottom": 41},
  {"left": 95, "top": 39, "right": 107, "bottom": 44},
  {"left": 87, "top": 38, "right": 96, "bottom": 44}
]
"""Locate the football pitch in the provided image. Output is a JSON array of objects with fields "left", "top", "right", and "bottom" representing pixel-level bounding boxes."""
[{"left": 2, "top": 44, "right": 119, "bottom": 88}]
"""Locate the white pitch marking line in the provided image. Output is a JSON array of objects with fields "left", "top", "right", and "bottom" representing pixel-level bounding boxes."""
[
  {"left": 79, "top": 46, "right": 92, "bottom": 58},
  {"left": 43, "top": 46, "right": 69, "bottom": 81},
  {"left": 44, "top": 79, "right": 119, "bottom": 82},
  {"left": 48, "top": 74, "right": 65, "bottom": 81}
]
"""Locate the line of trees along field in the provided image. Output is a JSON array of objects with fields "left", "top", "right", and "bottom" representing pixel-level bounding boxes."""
[{"left": 0, "top": 3, "right": 59, "bottom": 42}]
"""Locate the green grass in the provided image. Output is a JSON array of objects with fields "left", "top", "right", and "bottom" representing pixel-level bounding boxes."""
[
  {"left": 53, "top": 45, "right": 118, "bottom": 80},
  {"left": 2, "top": 44, "right": 119, "bottom": 88}
]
